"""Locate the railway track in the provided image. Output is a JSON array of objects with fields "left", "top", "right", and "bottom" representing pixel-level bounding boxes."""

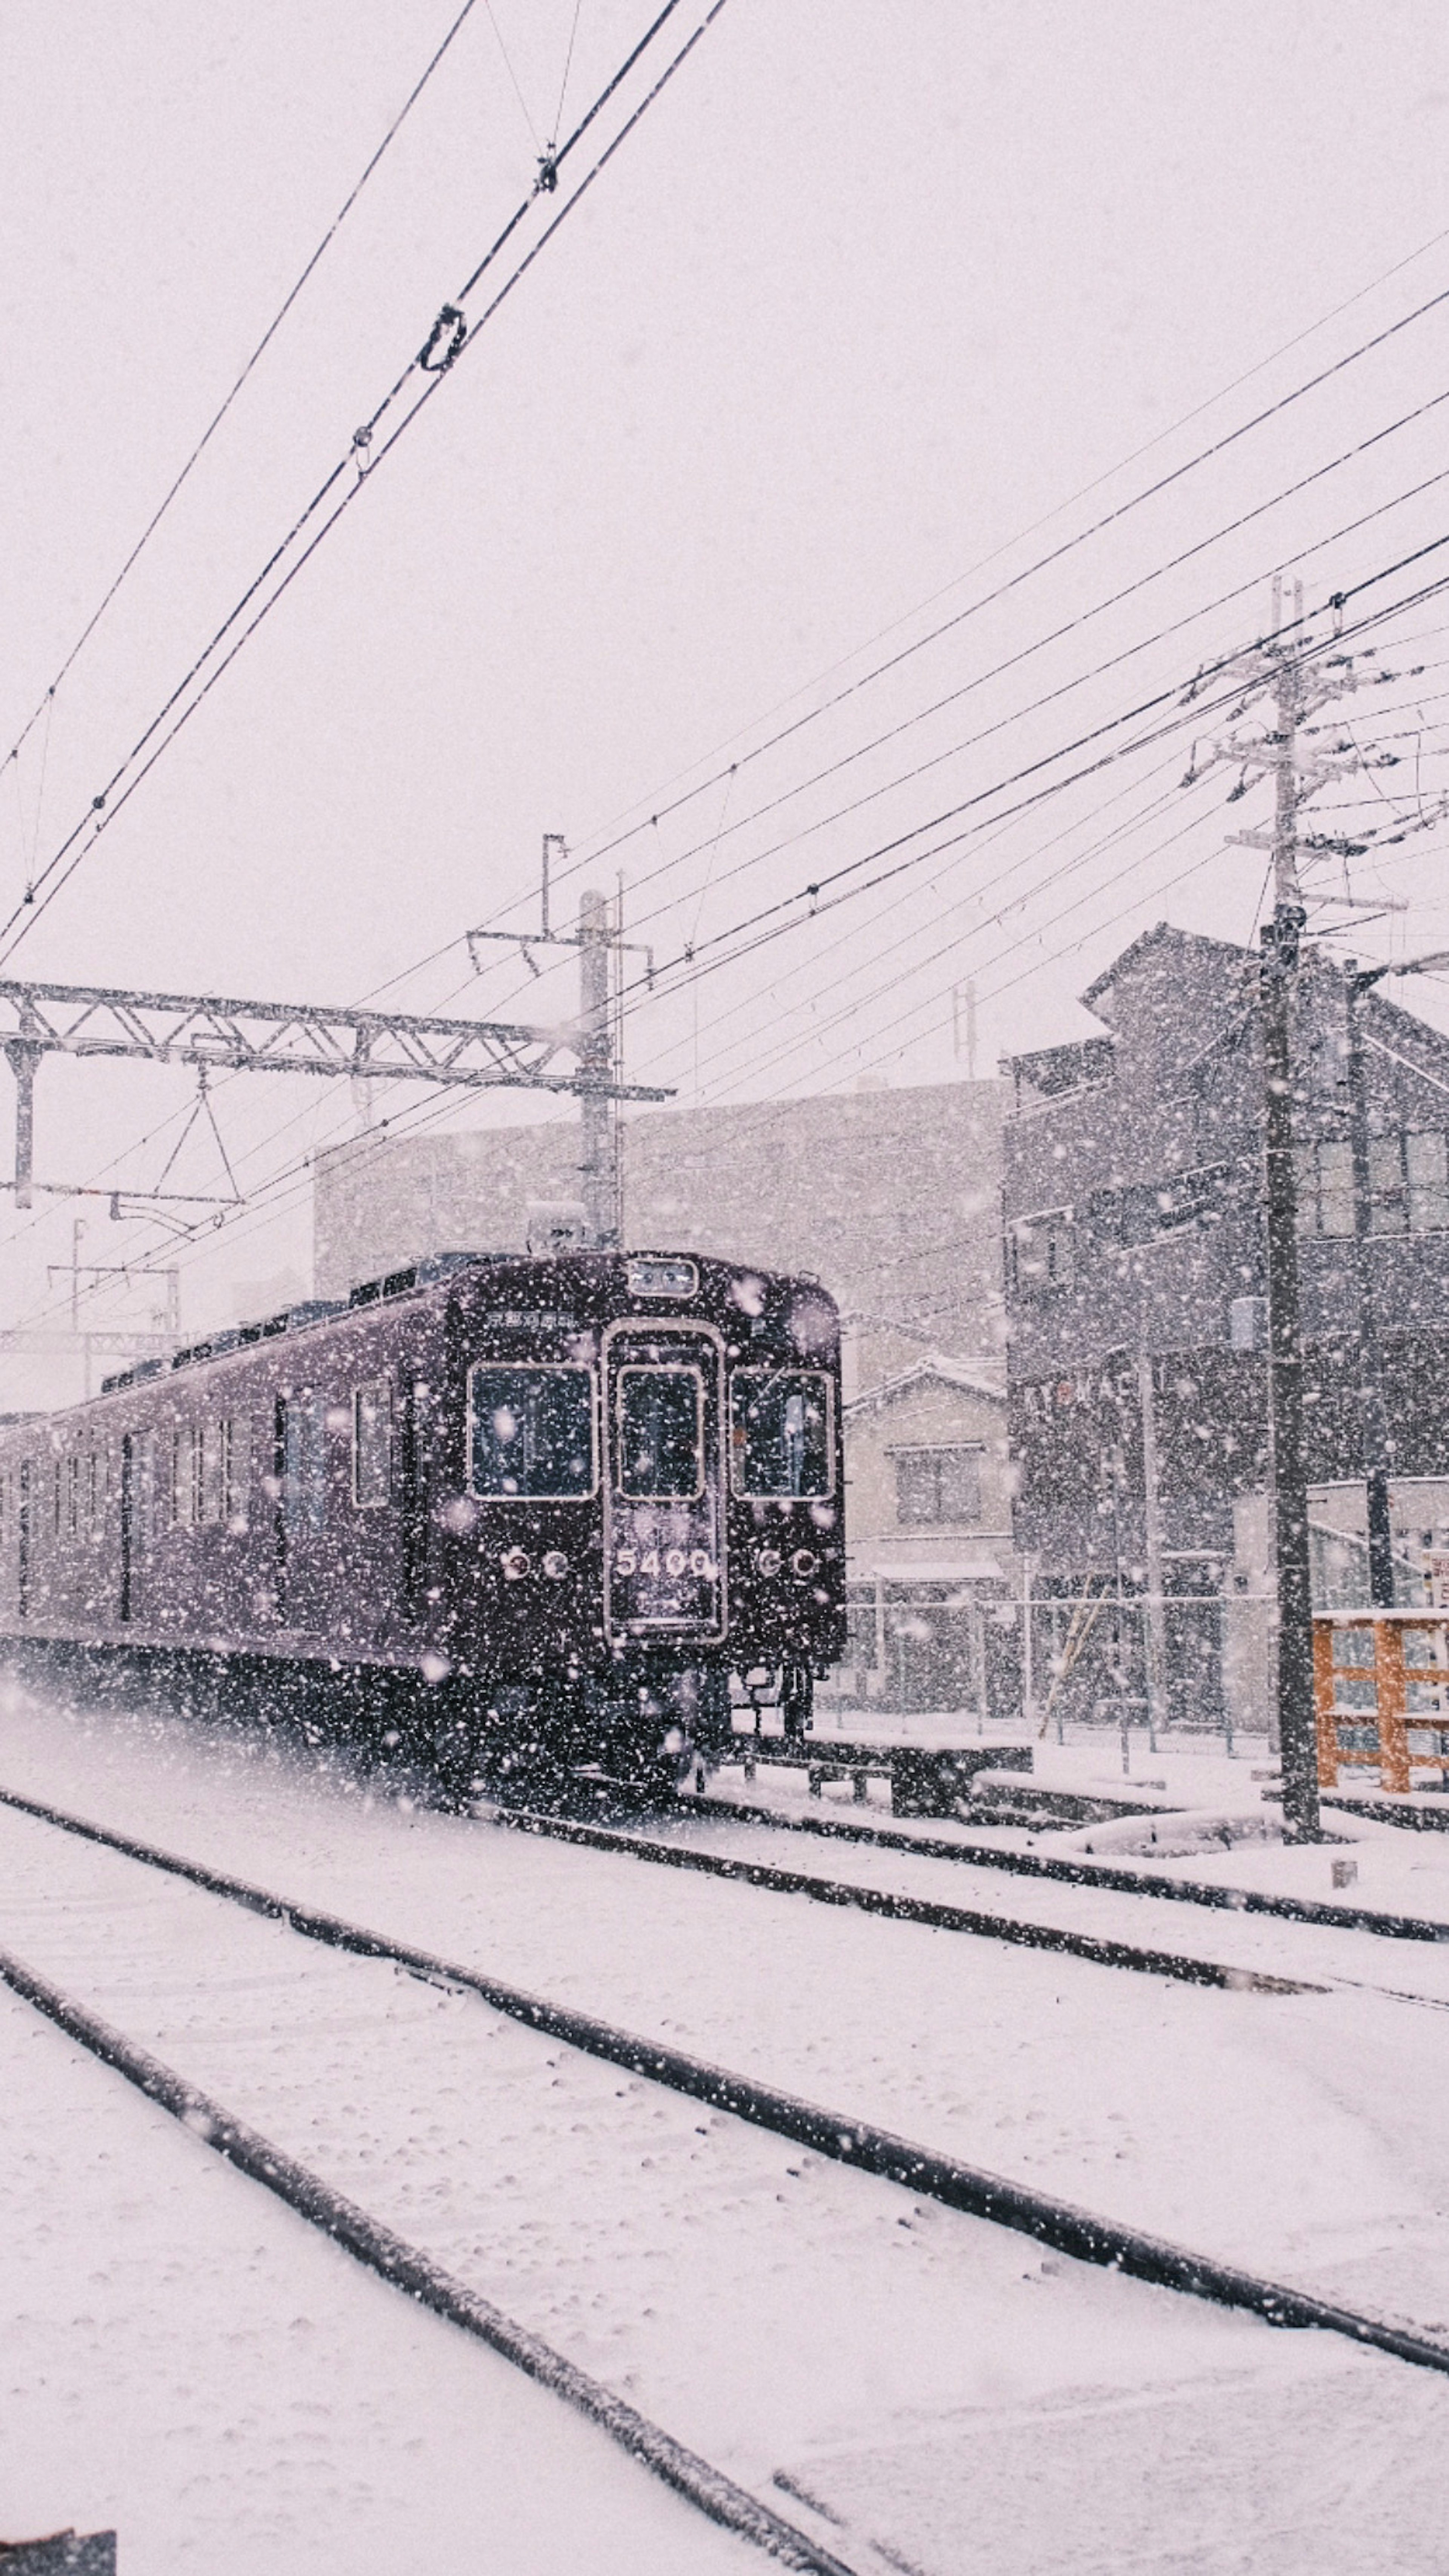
[
  {"left": 477, "top": 1802, "right": 1320, "bottom": 1993},
  {"left": 3, "top": 1775, "right": 1448, "bottom": 2388},
  {"left": 0, "top": 1936, "right": 855, "bottom": 2576},
  {"left": 691, "top": 1786, "right": 1449, "bottom": 1945}
]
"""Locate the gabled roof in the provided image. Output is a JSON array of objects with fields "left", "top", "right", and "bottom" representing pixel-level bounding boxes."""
[
  {"left": 846, "top": 1353, "right": 1004, "bottom": 1419},
  {"left": 1079, "top": 921, "right": 1249, "bottom": 1018}
]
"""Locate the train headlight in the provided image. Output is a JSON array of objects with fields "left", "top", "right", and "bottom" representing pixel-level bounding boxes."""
[
  {"left": 541, "top": 1550, "right": 569, "bottom": 1579},
  {"left": 791, "top": 1549, "right": 819, "bottom": 1578},
  {"left": 756, "top": 1546, "right": 783, "bottom": 1576},
  {"left": 500, "top": 1547, "right": 531, "bottom": 1581}
]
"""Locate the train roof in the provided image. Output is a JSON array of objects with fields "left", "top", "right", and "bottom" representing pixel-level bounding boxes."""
[{"left": 86, "top": 1246, "right": 834, "bottom": 1408}]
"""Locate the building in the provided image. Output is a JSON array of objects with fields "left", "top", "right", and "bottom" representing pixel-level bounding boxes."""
[
  {"left": 1003, "top": 921, "right": 1449, "bottom": 1734},
  {"left": 314, "top": 1080, "right": 1008, "bottom": 1394},
  {"left": 825, "top": 1355, "right": 1020, "bottom": 1722}
]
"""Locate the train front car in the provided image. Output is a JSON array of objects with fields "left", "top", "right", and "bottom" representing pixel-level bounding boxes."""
[{"left": 449, "top": 1252, "right": 846, "bottom": 1802}]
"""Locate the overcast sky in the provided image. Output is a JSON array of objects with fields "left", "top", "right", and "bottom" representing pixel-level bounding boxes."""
[{"left": 3, "top": 0, "right": 1449, "bottom": 1381}]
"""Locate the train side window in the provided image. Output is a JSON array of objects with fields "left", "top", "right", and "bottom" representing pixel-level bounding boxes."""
[
  {"left": 617, "top": 1366, "right": 703, "bottom": 1499},
  {"left": 284, "top": 1393, "right": 328, "bottom": 1534},
  {"left": 730, "top": 1369, "right": 833, "bottom": 1499},
  {"left": 469, "top": 1366, "right": 595, "bottom": 1499},
  {"left": 136, "top": 1432, "right": 155, "bottom": 1554},
  {"left": 200, "top": 1418, "right": 224, "bottom": 1527},
  {"left": 353, "top": 1378, "right": 392, "bottom": 1509},
  {"left": 174, "top": 1426, "right": 197, "bottom": 1531},
  {"left": 225, "top": 1415, "right": 250, "bottom": 1528},
  {"left": 65, "top": 1455, "right": 79, "bottom": 1536}
]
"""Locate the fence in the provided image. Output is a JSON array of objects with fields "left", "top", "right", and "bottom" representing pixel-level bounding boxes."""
[{"left": 1312, "top": 1612, "right": 1449, "bottom": 1794}]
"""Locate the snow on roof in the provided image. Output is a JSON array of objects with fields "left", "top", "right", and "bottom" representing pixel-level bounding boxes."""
[
  {"left": 1078, "top": 920, "right": 1250, "bottom": 1015},
  {"left": 846, "top": 1352, "right": 1004, "bottom": 1418}
]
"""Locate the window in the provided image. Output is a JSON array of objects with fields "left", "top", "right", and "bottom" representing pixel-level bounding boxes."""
[
  {"left": 200, "top": 1419, "right": 224, "bottom": 1527},
  {"left": 65, "top": 1454, "right": 79, "bottom": 1536},
  {"left": 731, "top": 1370, "right": 832, "bottom": 1498},
  {"left": 469, "top": 1366, "right": 595, "bottom": 1499},
  {"left": 1407, "top": 1130, "right": 1449, "bottom": 1233},
  {"left": 892, "top": 1445, "right": 983, "bottom": 1527},
  {"left": 174, "top": 1427, "right": 197, "bottom": 1530},
  {"left": 353, "top": 1379, "right": 392, "bottom": 1509},
  {"left": 1298, "top": 1138, "right": 1355, "bottom": 1238},
  {"left": 225, "top": 1415, "right": 250, "bottom": 1525},
  {"left": 1300, "top": 1128, "right": 1449, "bottom": 1236},
  {"left": 617, "top": 1366, "right": 702, "bottom": 1498},
  {"left": 1009, "top": 1213, "right": 1074, "bottom": 1295},
  {"left": 283, "top": 1395, "right": 328, "bottom": 1535}
]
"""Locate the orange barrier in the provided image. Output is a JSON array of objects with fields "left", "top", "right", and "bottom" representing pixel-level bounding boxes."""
[{"left": 1313, "top": 1612, "right": 1449, "bottom": 1794}]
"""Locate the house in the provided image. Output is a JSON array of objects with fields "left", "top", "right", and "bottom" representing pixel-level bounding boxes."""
[
  {"left": 824, "top": 1354, "right": 1021, "bottom": 1722},
  {"left": 1002, "top": 921, "right": 1449, "bottom": 1733}
]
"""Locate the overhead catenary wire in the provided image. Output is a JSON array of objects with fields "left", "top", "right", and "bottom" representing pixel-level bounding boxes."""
[
  {"left": 10, "top": 236, "right": 1449, "bottom": 1272},
  {"left": 542, "top": 270, "right": 1449, "bottom": 894},
  {"left": 0, "top": 0, "right": 726, "bottom": 966},
  {"left": 11, "top": 509, "right": 1449, "bottom": 1349},
  {"left": 4, "top": 577, "right": 1398, "bottom": 1332},
  {"left": 1, "top": 0, "right": 488, "bottom": 784},
  {"left": 8, "top": 546, "right": 1444, "bottom": 1340}
]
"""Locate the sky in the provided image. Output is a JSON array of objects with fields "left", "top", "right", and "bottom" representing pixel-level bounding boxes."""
[{"left": 3, "top": 0, "right": 1449, "bottom": 1387}]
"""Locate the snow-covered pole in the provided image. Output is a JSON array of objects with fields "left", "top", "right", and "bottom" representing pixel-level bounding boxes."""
[
  {"left": 1258, "top": 638, "right": 1321, "bottom": 1842},
  {"left": 578, "top": 887, "right": 618, "bottom": 1249}
]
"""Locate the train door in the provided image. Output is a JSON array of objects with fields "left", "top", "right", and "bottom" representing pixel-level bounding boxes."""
[{"left": 602, "top": 1324, "right": 726, "bottom": 1644}]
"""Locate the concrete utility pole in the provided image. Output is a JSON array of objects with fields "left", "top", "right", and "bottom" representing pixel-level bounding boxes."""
[
  {"left": 1343, "top": 960, "right": 1396, "bottom": 1608},
  {"left": 578, "top": 887, "right": 617, "bottom": 1249},
  {"left": 1256, "top": 641, "right": 1321, "bottom": 1841}
]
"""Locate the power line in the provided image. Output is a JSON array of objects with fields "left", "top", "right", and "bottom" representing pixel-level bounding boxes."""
[
  {"left": 0, "top": 0, "right": 724, "bottom": 965},
  {"left": 536, "top": 271, "right": 1449, "bottom": 899},
  {"left": 1, "top": 0, "right": 487, "bottom": 783}
]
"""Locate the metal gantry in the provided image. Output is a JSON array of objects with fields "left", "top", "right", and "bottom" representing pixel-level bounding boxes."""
[{"left": 0, "top": 966, "right": 670, "bottom": 1209}]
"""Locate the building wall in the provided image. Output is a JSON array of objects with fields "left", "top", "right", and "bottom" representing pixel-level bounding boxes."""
[
  {"left": 826, "top": 1363, "right": 1021, "bottom": 1723},
  {"left": 315, "top": 1080, "right": 1009, "bottom": 1389},
  {"left": 1002, "top": 920, "right": 1449, "bottom": 1734}
]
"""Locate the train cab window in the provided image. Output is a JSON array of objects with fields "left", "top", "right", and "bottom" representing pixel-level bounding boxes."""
[
  {"left": 353, "top": 1379, "right": 392, "bottom": 1509},
  {"left": 469, "top": 1366, "right": 595, "bottom": 1499},
  {"left": 731, "top": 1370, "right": 833, "bottom": 1498},
  {"left": 617, "top": 1366, "right": 703, "bottom": 1498}
]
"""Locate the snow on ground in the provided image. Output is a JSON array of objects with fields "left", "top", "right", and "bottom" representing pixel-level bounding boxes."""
[
  {"left": 5, "top": 1681, "right": 1449, "bottom": 2571},
  {"left": 0, "top": 1981, "right": 763, "bottom": 2576}
]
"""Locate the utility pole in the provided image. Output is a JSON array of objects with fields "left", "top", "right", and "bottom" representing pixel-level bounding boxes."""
[
  {"left": 468, "top": 838, "right": 656, "bottom": 1253},
  {"left": 1343, "top": 960, "right": 1396, "bottom": 1608},
  {"left": 578, "top": 887, "right": 616, "bottom": 1249},
  {"left": 1257, "top": 640, "right": 1320, "bottom": 1841}
]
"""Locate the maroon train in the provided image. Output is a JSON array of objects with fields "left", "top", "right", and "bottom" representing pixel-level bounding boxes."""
[{"left": 0, "top": 1249, "right": 846, "bottom": 1798}]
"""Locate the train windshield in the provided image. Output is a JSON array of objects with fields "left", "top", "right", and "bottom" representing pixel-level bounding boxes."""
[
  {"left": 469, "top": 1366, "right": 595, "bottom": 1498},
  {"left": 731, "top": 1369, "right": 832, "bottom": 1497},
  {"left": 617, "top": 1367, "right": 703, "bottom": 1497}
]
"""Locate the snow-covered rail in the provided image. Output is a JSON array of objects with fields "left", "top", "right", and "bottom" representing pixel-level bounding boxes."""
[
  {"left": 690, "top": 1789, "right": 1449, "bottom": 1943},
  {"left": 481, "top": 1803, "right": 1319, "bottom": 1992},
  {"left": 9, "top": 1775, "right": 1449, "bottom": 2382},
  {"left": 0, "top": 1938, "right": 854, "bottom": 2576}
]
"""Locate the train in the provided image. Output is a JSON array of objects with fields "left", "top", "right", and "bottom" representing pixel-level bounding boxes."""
[{"left": 0, "top": 1247, "right": 846, "bottom": 1803}]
